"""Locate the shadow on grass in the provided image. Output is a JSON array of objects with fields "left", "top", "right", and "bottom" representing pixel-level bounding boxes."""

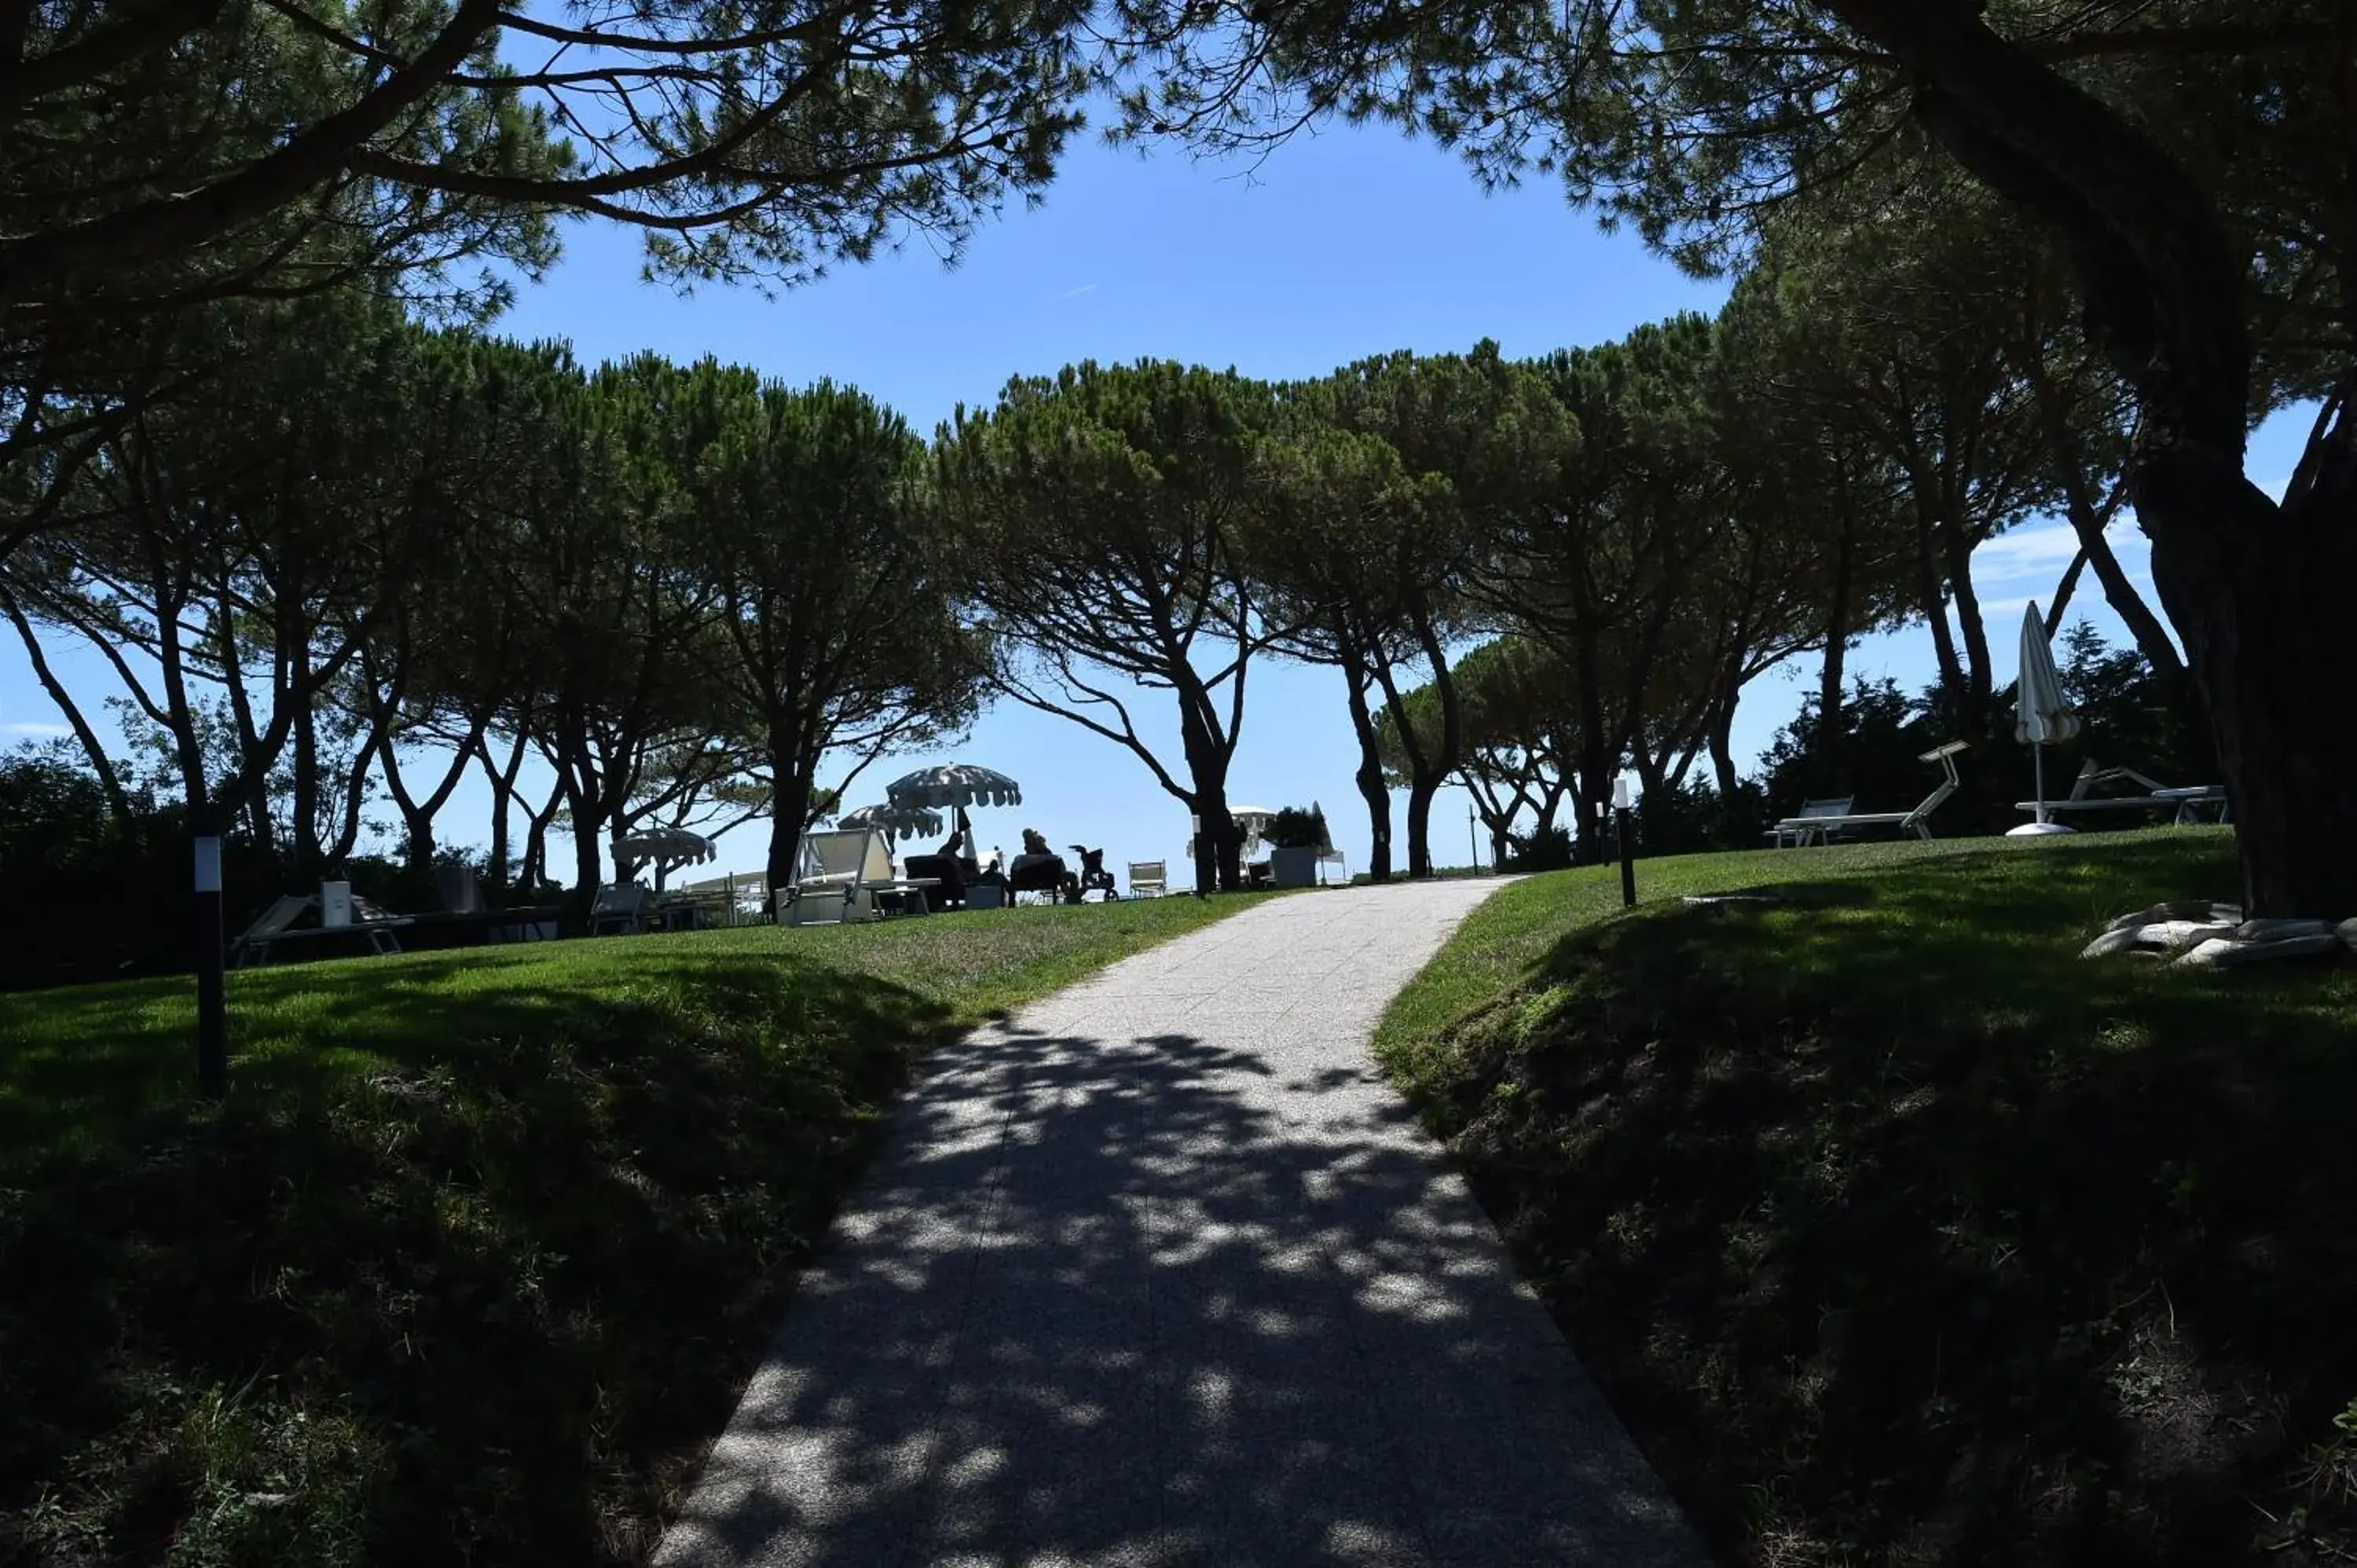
[
  {"left": 1, "top": 954, "right": 959, "bottom": 1566},
  {"left": 1416, "top": 835, "right": 2357, "bottom": 1566}
]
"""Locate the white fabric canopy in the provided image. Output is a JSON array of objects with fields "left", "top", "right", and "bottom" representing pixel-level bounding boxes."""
[
  {"left": 611, "top": 826, "right": 717, "bottom": 889},
  {"left": 1186, "top": 807, "right": 1274, "bottom": 863},
  {"left": 2014, "top": 602, "right": 2083, "bottom": 747},
  {"left": 2014, "top": 602, "right": 2083, "bottom": 829},
  {"left": 684, "top": 870, "right": 764, "bottom": 899}
]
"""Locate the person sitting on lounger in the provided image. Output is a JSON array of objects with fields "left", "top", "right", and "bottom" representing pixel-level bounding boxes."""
[
  {"left": 1007, "top": 828, "right": 1080, "bottom": 903},
  {"left": 935, "top": 807, "right": 981, "bottom": 878},
  {"left": 892, "top": 807, "right": 983, "bottom": 907}
]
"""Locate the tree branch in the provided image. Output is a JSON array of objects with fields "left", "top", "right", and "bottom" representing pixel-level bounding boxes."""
[{"left": 0, "top": 0, "right": 504, "bottom": 298}]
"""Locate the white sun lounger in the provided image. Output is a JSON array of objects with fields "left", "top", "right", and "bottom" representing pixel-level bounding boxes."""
[{"left": 1774, "top": 742, "right": 1968, "bottom": 847}]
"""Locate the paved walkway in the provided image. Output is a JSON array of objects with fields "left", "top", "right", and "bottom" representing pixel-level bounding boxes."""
[{"left": 658, "top": 881, "right": 1705, "bottom": 1568}]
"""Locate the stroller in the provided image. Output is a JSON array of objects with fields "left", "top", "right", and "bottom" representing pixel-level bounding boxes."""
[{"left": 1069, "top": 844, "right": 1117, "bottom": 899}]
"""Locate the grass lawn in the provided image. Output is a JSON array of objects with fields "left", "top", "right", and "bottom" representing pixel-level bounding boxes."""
[
  {"left": 1376, "top": 830, "right": 2357, "bottom": 1567},
  {"left": 0, "top": 894, "right": 1273, "bottom": 1566}
]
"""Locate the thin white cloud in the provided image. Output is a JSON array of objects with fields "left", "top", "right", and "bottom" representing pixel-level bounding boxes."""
[
  {"left": 1970, "top": 516, "right": 2146, "bottom": 583},
  {"left": 1050, "top": 282, "right": 1098, "bottom": 302},
  {"left": 2, "top": 721, "right": 71, "bottom": 738},
  {"left": 1972, "top": 524, "right": 2078, "bottom": 581}
]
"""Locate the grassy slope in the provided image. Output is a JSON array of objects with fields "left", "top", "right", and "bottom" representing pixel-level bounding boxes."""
[
  {"left": 1376, "top": 830, "right": 2357, "bottom": 1567},
  {"left": 0, "top": 896, "right": 1271, "bottom": 1567}
]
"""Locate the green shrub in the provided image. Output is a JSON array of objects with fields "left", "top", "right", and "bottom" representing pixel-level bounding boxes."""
[
  {"left": 1266, "top": 804, "right": 1329, "bottom": 851},
  {"left": 1503, "top": 822, "right": 1575, "bottom": 871}
]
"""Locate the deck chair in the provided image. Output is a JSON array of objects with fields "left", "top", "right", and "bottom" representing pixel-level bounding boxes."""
[
  {"left": 790, "top": 827, "right": 896, "bottom": 924},
  {"left": 2015, "top": 760, "right": 2231, "bottom": 826},
  {"left": 901, "top": 852, "right": 970, "bottom": 908},
  {"left": 1005, "top": 852, "right": 1078, "bottom": 905},
  {"left": 591, "top": 883, "right": 653, "bottom": 935},
  {"left": 1767, "top": 797, "right": 1855, "bottom": 848},
  {"left": 1127, "top": 860, "right": 1168, "bottom": 897},
  {"left": 229, "top": 894, "right": 317, "bottom": 969},
  {"left": 1775, "top": 742, "right": 1968, "bottom": 846}
]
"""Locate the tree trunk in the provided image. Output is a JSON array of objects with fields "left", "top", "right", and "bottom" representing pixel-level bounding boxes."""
[
  {"left": 477, "top": 730, "right": 529, "bottom": 896},
  {"left": 1461, "top": 769, "right": 1527, "bottom": 872},
  {"left": 324, "top": 724, "right": 375, "bottom": 865},
  {"left": 566, "top": 771, "right": 603, "bottom": 920},
  {"left": 1573, "top": 632, "right": 1614, "bottom": 867},
  {"left": 1342, "top": 666, "right": 1392, "bottom": 881},
  {"left": 1632, "top": 744, "right": 1668, "bottom": 801},
  {"left": 1818, "top": 494, "right": 1856, "bottom": 750},
  {"left": 1818, "top": 640, "right": 1849, "bottom": 751},
  {"left": 391, "top": 774, "right": 437, "bottom": 870},
  {"left": 1368, "top": 656, "right": 1442, "bottom": 879},
  {"left": 1409, "top": 620, "right": 1465, "bottom": 879},
  {"left": 762, "top": 721, "right": 818, "bottom": 921},
  {"left": 1709, "top": 702, "right": 1739, "bottom": 800},
  {"left": 1910, "top": 496, "right": 1967, "bottom": 722},
  {"left": 154, "top": 588, "right": 210, "bottom": 819},
  {"left": 1, "top": 590, "right": 130, "bottom": 816},
  {"left": 1537, "top": 771, "right": 1571, "bottom": 842},
  {"left": 2140, "top": 456, "right": 2357, "bottom": 916},
  {"left": 207, "top": 605, "right": 277, "bottom": 855},
  {"left": 522, "top": 778, "right": 564, "bottom": 891},
  {"left": 383, "top": 723, "right": 463, "bottom": 872},
  {"left": 1189, "top": 794, "right": 1239, "bottom": 893},
  {"left": 1574, "top": 720, "right": 1613, "bottom": 868},
  {"left": 1826, "top": 0, "right": 2357, "bottom": 914},
  {"left": 1941, "top": 518, "right": 1994, "bottom": 716},
  {"left": 1404, "top": 776, "right": 1438, "bottom": 877},
  {"left": 2021, "top": 341, "right": 2184, "bottom": 675},
  {"left": 290, "top": 690, "right": 322, "bottom": 877},
  {"left": 2073, "top": 504, "right": 2179, "bottom": 675},
  {"left": 1175, "top": 681, "right": 1242, "bottom": 891},
  {"left": 2045, "top": 548, "right": 2091, "bottom": 636}
]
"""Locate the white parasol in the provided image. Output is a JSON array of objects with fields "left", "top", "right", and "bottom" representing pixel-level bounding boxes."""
[
  {"left": 835, "top": 800, "right": 945, "bottom": 842},
  {"left": 885, "top": 764, "right": 1024, "bottom": 810},
  {"left": 1187, "top": 805, "right": 1276, "bottom": 862},
  {"left": 611, "top": 826, "right": 717, "bottom": 888},
  {"left": 2007, "top": 600, "right": 2084, "bottom": 837}
]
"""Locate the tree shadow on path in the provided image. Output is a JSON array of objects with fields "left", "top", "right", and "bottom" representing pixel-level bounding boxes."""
[{"left": 662, "top": 1017, "right": 1703, "bottom": 1568}]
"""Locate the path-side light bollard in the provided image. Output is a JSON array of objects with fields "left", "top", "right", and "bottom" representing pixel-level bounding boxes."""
[
  {"left": 1613, "top": 775, "right": 1637, "bottom": 910},
  {"left": 194, "top": 833, "right": 228, "bottom": 1097}
]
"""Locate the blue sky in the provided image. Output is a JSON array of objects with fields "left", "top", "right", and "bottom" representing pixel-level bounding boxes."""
[{"left": 0, "top": 118, "right": 2317, "bottom": 887}]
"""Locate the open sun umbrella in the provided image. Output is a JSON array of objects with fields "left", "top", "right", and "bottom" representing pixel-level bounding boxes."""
[
  {"left": 885, "top": 764, "right": 1024, "bottom": 810},
  {"left": 2007, "top": 600, "right": 2084, "bottom": 837},
  {"left": 610, "top": 826, "right": 717, "bottom": 889},
  {"left": 835, "top": 801, "right": 944, "bottom": 843},
  {"left": 1187, "top": 806, "right": 1275, "bottom": 861}
]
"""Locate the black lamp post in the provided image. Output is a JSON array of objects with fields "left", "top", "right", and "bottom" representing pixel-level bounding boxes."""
[
  {"left": 1613, "top": 775, "right": 1637, "bottom": 910},
  {"left": 193, "top": 830, "right": 228, "bottom": 1097}
]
